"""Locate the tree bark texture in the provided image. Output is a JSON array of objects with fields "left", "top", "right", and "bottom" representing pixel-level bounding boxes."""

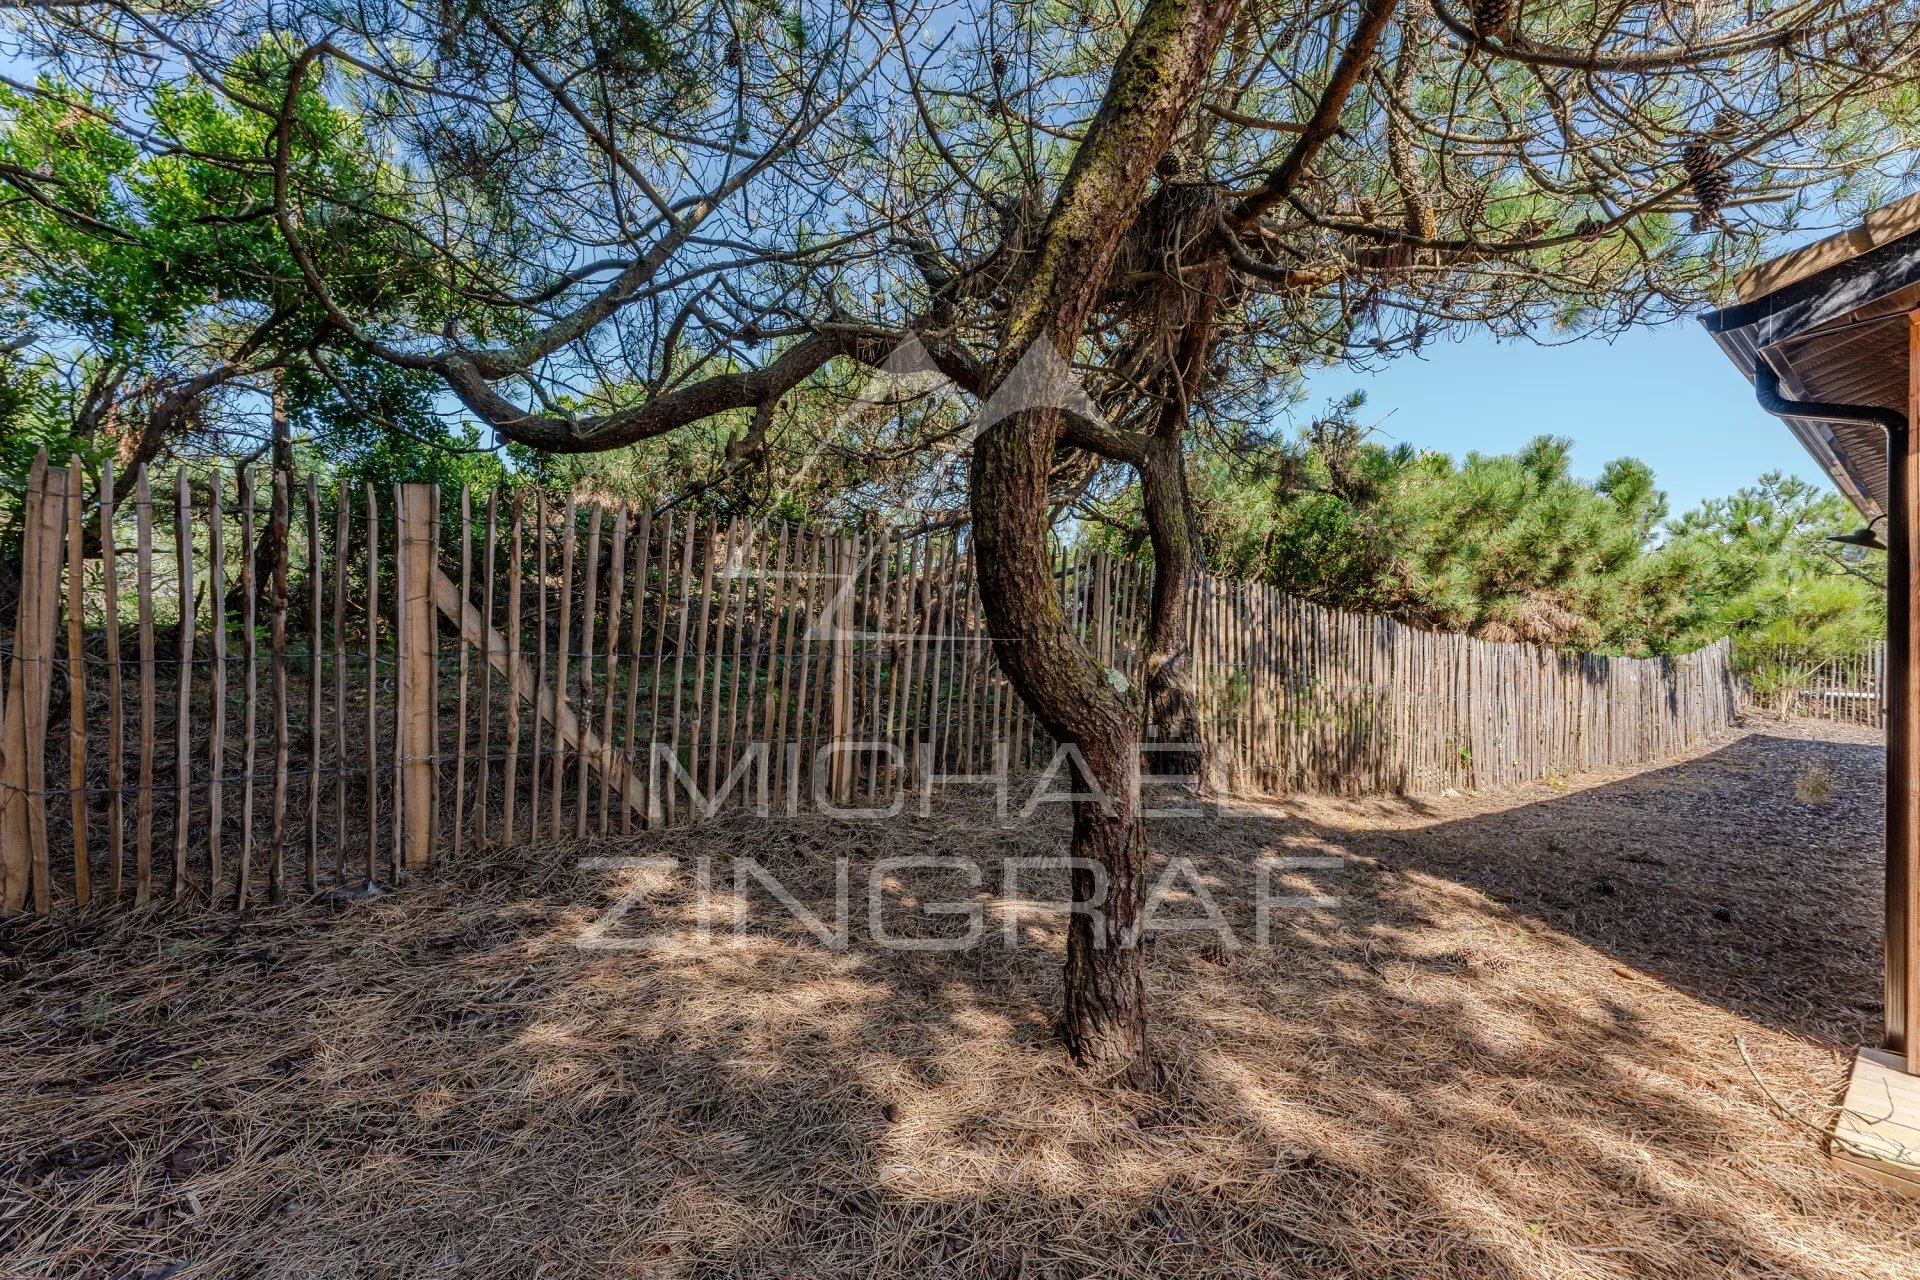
[{"left": 969, "top": 0, "right": 1241, "bottom": 1083}]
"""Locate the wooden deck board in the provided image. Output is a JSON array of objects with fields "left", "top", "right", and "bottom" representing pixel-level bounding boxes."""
[{"left": 1830, "top": 1046, "right": 1920, "bottom": 1198}]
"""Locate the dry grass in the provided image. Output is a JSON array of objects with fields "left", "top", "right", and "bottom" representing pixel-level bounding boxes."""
[
  {"left": 2, "top": 719, "right": 1916, "bottom": 1278},
  {"left": 1797, "top": 759, "right": 1839, "bottom": 806}
]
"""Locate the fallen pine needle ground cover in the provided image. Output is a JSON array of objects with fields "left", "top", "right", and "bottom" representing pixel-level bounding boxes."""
[{"left": 3, "top": 719, "right": 1915, "bottom": 1278}]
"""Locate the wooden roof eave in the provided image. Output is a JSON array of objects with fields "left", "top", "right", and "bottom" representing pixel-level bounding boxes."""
[{"left": 1703, "top": 219, "right": 1920, "bottom": 521}]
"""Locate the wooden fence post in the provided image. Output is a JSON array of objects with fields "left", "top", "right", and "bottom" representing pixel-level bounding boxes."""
[
  {"left": 0, "top": 453, "right": 66, "bottom": 912},
  {"left": 65, "top": 455, "right": 89, "bottom": 907},
  {"left": 397, "top": 484, "right": 437, "bottom": 869},
  {"left": 102, "top": 461, "right": 123, "bottom": 903},
  {"left": 829, "top": 536, "right": 855, "bottom": 804},
  {"left": 176, "top": 468, "right": 197, "bottom": 900},
  {"left": 268, "top": 468, "right": 290, "bottom": 902}
]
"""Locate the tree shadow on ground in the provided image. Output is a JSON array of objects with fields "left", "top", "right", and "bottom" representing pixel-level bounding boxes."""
[
  {"left": 1338, "top": 730, "right": 1887, "bottom": 1045},
  {"left": 1, "top": 724, "right": 1914, "bottom": 1278}
]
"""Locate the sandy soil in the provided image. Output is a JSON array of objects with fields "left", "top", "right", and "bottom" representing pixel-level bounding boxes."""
[{"left": 2, "top": 717, "right": 1914, "bottom": 1278}]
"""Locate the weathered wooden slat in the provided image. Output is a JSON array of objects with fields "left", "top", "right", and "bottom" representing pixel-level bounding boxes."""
[
  {"left": 476, "top": 490, "right": 499, "bottom": 849},
  {"left": 759, "top": 522, "right": 793, "bottom": 805},
  {"left": 595, "top": 507, "right": 627, "bottom": 839},
  {"left": 453, "top": 486, "right": 473, "bottom": 858},
  {"left": 268, "top": 469, "right": 290, "bottom": 902},
  {"left": 389, "top": 484, "right": 404, "bottom": 881},
  {"left": 397, "top": 484, "right": 437, "bottom": 871},
  {"left": 648, "top": 512, "right": 685, "bottom": 826},
  {"left": 789, "top": 531, "right": 824, "bottom": 806},
  {"left": 428, "top": 486, "right": 442, "bottom": 863},
  {"left": 530, "top": 492, "right": 548, "bottom": 839},
  {"left": 759, "top": 525, "right": 791, "bottom": 807},
  {"left": 949, "top": 546, "right": 983, "bottom": 778},
  {"left": 135, "top": 465, "right": 157, "bottom": 905},
  {"left": 683, "top": 517, "right": 720, "bottom": 816},
  {"left": 503, "top": 493, "right": 525, "bottom": 846},
  {"left": 66, "top": 456, "right": 89, "bottom": 907},
  {"left": 550, "top": 494, "right": 577, "bottom": 838},
  {"left": 903, "top": 534, "right": 935, "bottom": 783},
  {"left": 882, "top": 538, "right": 913, "bottom": 785},
  {"left": 630, "top": 508, "right": 662, "bottom": 833},
  {"left": 721, "top": 519, "right": 763, "bottom": 805},
  {"left": 173, "top": 468, "right": 194, "bottom": 899},
  {"left": 573, "top": 502, "right": 602, "bottom": 838},
  {"left": 24, "top": 461, "right": 66, "bottom": 912},
  {"left": 102, "top": 461, "right": 124, "bottom": 904},
  {"left": 331, "top": 481, "right": 348, "bottom": 879},
  {"left": 859, "top": 528, "right": 890, "bottom": 800},
  {"left": 237, "top": 471, "right": 259, "bottom": 902},
  {"left": 618, "top": 508, "right": 651, "bottom": 836},
  {"left": 698, "top": 519, "right": 734, "bottom": 803},
  {"left": 829, "top": 534, "right": 856, "bottom": 803},
  {"left": 363, "top": 482, "right": 379, "bottom": 884},
  {"left": 923, "top": 535, "right": 957, "bottom": 780},
  {"left": 305, "top": 476, "right": 322, "bottom": 891}
]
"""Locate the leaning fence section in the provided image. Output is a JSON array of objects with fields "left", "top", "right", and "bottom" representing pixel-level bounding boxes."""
[{"left": 0, "top": 457, "right": 1737, "bottom": 914}]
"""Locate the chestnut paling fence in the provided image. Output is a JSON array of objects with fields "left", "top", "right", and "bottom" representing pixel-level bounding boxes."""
[
  {"left": 0, "top": 456, "right": 1736, "bottom": 914},
  {"left": 1754, "top": 646, "right": 1887, "bottom": 727}
]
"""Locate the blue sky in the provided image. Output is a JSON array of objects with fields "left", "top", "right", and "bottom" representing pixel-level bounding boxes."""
[{"left": 1299, "top": 320, "right": 1832, "bottom": 518}]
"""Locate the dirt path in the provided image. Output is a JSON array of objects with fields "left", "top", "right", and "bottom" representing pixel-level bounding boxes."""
[
  {"left": 2, "top": 718, "right": 1912, "bottom": 1278},
  {"left": 1282, "top": 716, "right": 1888, "bottom": 1046}
]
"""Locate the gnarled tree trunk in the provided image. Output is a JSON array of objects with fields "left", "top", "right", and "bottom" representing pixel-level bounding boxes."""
[
  {"left": 1137, "top": 240, "right": 1229, "bottom": 783},
  {"left": 1140, "top": 405, "right": 1206, "bottom": 783},
  {"left": 973, "top": 410, "right": 1151, "bottom": 1078},
  {"left": 969, "top": 0, "right": 1240, "bottom": 1083}
]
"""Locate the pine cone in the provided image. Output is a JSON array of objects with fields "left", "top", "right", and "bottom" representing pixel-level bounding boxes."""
[
  {"left": 1472, "top": 0, "right": 1517, "bottom": 41},
  {"left": 1683, "top": 144, "right": 1730, "bottom": 231},
  {"left": 436, "top": 0, "right": 459, "bottom": 59},
  {"left": 991, "top": 51, "right": 1008, "bottom": 80},
  {"left": 724, "top": 35, "right": 742, "bottom": 68}
]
